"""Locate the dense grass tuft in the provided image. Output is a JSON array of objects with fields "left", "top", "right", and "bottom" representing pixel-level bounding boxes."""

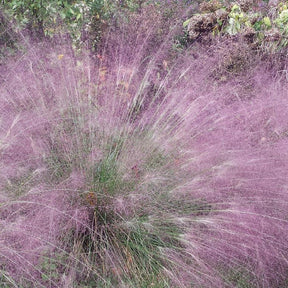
[{"left": 1, "top": 3, "right": 288, "bottom": 287}]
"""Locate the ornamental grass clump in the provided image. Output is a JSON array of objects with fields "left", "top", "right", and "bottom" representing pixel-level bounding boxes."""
[{"left": 1, "top": 3, "right": 288, "bottom": 287}]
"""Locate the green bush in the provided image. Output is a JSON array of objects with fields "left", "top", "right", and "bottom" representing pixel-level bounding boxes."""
[{"left": 183, "top": 0, "right": 288, "bottom": 52}]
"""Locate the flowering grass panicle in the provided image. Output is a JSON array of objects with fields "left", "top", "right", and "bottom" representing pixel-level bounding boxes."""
[{"left": 1, "top": 4, "right": 288, "bottom": 287}]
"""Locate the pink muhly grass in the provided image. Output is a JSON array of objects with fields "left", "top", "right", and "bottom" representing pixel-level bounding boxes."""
[{"left": 1, "top": 5, "right": 288, "bottom": 287}]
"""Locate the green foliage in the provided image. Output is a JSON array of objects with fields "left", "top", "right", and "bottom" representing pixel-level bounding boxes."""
[
  {"left": 275, "top": 6, "right": 288, "bottom": 28},
  {"left": 0, "top": 269, "right": 18, "bottom": 288},
  {"left": 0, "top": 0, "right": 164, "bottom": 50},
  {"left": 0, "top": 12, "right": 20, "bottom": 62},
  {"left": 184, "top": 0, "right": 288, "bottom": 52},
  {"left": 173, "top": 30, "right": 190, "bottom": 51},
  {"left": 87, "top": 138, "right": 135, "bottom": 200},
  {"left": 57, "top": 129, "right": 196, "bottom": 287},
  {"left": 263, "top": 16, "right": 272, "bottom": 28},
  {"left": 91, "top": 155, "right": 120, "bottom": 196},
  {"left": 38, "top": 251, "right": 69, "bottom": 285},
  {"left": 144, "top": 149, "right": 168, "bottom": 170},
  {"left": 2, "top": 0, "right": 102, "bottom": 47},
  {"left": 225, "top": 4, "right": 250, "bottom": 35},
  {"left": 116, "top": 223, "right": 172, "bottom": 287},
  {"left": 44, "top": 146, "right": 72, "bottom": 183},
  {"left": 5, "top": 170, "right": 38, "bottom": 198},
  {"left": 222, "top": 267, "right": 257, "bottom": 288},
  {"left": 73, "top": 212, "right": 178, "bottom": 287}
]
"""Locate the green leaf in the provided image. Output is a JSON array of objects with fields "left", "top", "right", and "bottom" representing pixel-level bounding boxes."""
[
  {"left": 76, "top": 13, "right": 82, "bottom": 21},
  {"left": 69, "top": 7, "right": 75, "bottom": 15},
  {"left": 231, "top": 4, "right": 241, "bottom": 13},
  {"left": 226, "top": 17, "right": 241, "bottom": 35},
  {"left": 253, "top": 20, "right": 262, "bottom": 31},
  {"left": 263, "top": 16, "right": 271, "bottom": 27},
  {"left": 60, "top": 11, "right": 66, "bottom": 19},
  {"left": 183, "top": 18, "right": 190, "bottom": 28},
  {"left": 275, "top": 9, "right": 288, "bottom": 27}
]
